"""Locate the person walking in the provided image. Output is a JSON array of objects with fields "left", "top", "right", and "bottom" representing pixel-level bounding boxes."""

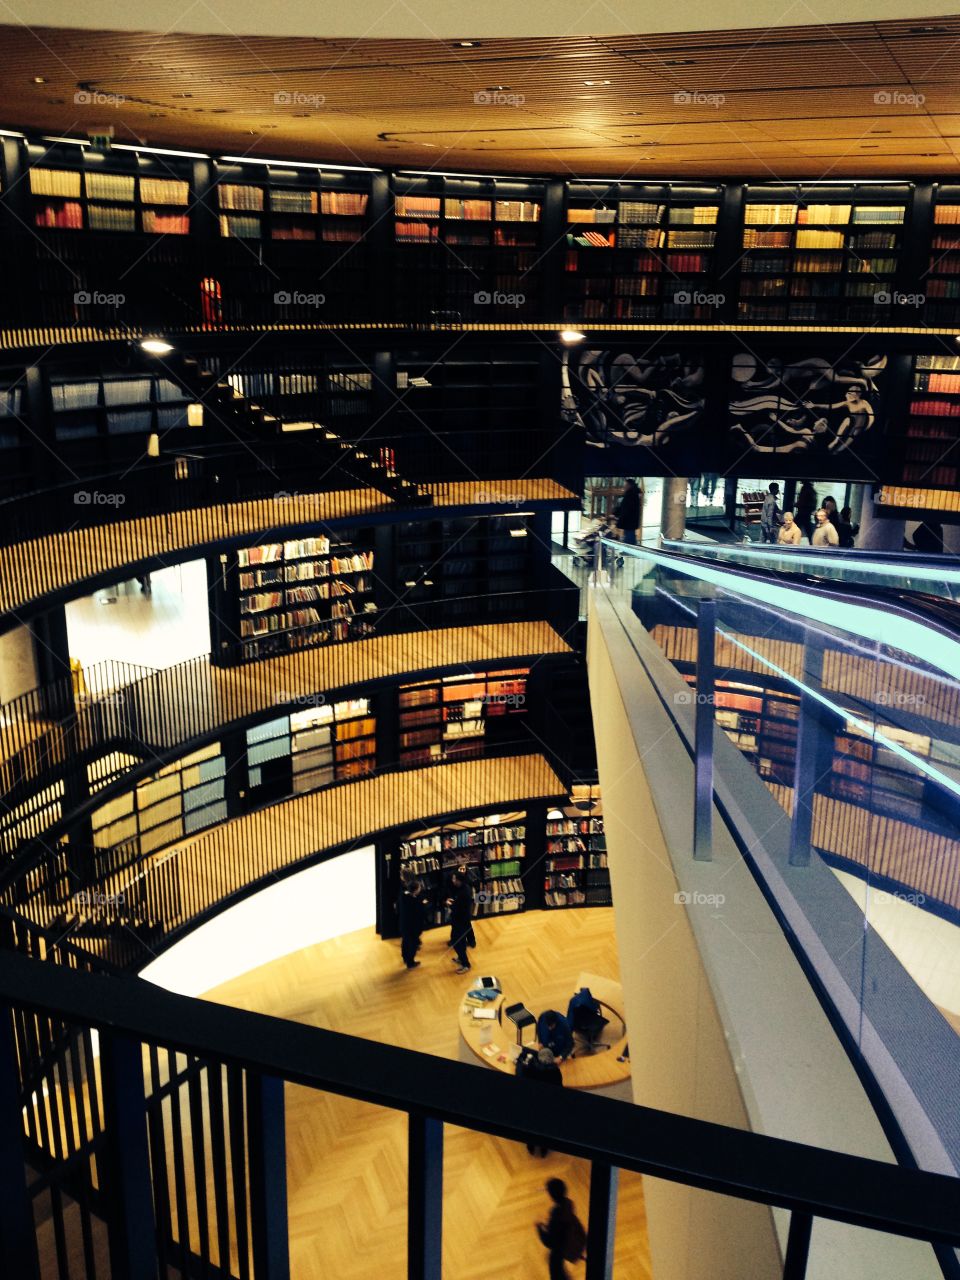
[
  {"left": 760, "top": 482, "right": 782, "bottom": 544},
  {"left": 795, "top": 480, "right": 817, "bottom": 540},
  {"left": 446, "top": 871, "right": 474, "bottom": 974},
  {"left": 536, "top": 1179, "right": 586, "bottom": 1279},
  {"left": 811, "top": 508, "right": 839, "bottom": 548},
  {"left": 517, "top": 1046, "right": 564, "bottom": 1155},
  {"left": 614, "top": 478, "right": 641, "bottom": 546},
  {"left": 398, "top": 879, "right": 426, "bottom": 970}
]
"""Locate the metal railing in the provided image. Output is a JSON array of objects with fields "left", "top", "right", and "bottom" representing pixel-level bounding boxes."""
[
  {"left": 597, "top": 535, "right": 960, "bottom": 1204},
  {"left": 0, "top": 582, "right": 578, "bottom": 814},
  {"left": 0, "top": 943, "right": 958, "bottom": 1280}
]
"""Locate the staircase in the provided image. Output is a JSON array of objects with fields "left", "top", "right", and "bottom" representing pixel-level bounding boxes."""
[{"left": 166, "top": 353, "right": 432, "bottom": 508}]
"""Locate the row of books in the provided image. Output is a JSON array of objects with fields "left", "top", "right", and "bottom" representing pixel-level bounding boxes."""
[
  {"left": 914, "top": 371, "right": 960, "bottom": 393},
  {"left": 909, "top": 398, "right": 960, "bottom": 416}
]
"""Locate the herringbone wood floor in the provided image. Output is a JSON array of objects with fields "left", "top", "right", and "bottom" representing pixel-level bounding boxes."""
[{"left": 206, "top": 908, "right": 652, "bottom": 1279}]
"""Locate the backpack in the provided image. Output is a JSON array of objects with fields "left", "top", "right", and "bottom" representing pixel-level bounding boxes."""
[{"left": 563, "top": 1210, "right": 587, "bottom": 1263}]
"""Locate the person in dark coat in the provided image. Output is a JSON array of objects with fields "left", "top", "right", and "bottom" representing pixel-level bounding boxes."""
[
  {"left": 446, "top": 872, "right": 474, "bottom": 973},
  {"left": 614, "top": 478, "right": 641, "bottom": 545},
  {"left": 536, "top": 1179, "right": 583, "bottom": 1280},
  {"left": 517, "top": 1047, "right": 564, "bottom": 1156},
  {"left": 795, "top": 481, "right": 817, "bottom": 541},
  {"left": 398, "top": 880, "right": 425, "bottom": 970},
  {"left": 537, "top": 1010, "right": 574, "bottom": 1062}
]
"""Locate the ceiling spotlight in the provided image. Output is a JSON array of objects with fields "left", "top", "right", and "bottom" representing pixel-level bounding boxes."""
[
  {"left": 583, "top": 80, "right": 612, "bottom": 86},
  {"left": 140, "top": 338, "right": 174, "bottom": 355},
  {"left": 547, "top": 808, "right": 564, "bottom": 821},
  {"left": 560, "top": 329, "right": 586, "bottom": 344},
  {"left": 664, "top": 58, "right": 695, "bottom": 66},
  {"left": 32, "top": 76, "right": 46, "bottom": 85},
  {"left": 454, "top": 40, "right": 481, "bottom": 47}
]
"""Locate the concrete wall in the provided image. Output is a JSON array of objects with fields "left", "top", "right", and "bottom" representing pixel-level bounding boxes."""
[
  {"left": 587, "top": 603, "right": 780, "bottom": 1280},
  {"left": 0, "top": 624, "right": 39, "bottom": 704},
  {"left": 587, "top": 592, "right": 940, "bottom": 1280}
]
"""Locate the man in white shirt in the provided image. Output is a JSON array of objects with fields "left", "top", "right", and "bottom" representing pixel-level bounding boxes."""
[
  {"left": 777, "top": 511, "right": 803, "bottom": 545},
  {"left": 811, "top": 508, "right": 839, "bottom": 548}
]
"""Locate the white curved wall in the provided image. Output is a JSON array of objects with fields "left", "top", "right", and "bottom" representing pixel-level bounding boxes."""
[{"left": 140, "top": 847, "right": 376, "bottom": 996}]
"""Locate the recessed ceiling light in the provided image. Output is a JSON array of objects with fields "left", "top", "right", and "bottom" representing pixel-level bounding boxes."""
[
  {"left": 173, "top": 92, "right": 192, "bottom": 99},
  {"left": 583, "top": 80, "right": 612, "bottom": 86},
  {"left": 32, "top": 76, "right": 46, "bottom": 85},
  {"left": 454, "top": 40, "right": 481, "bottom": 47},
  {"left": 140, "top": 338, "right": 174, "bottom": 355},
  {"left": 910, "top": 25, "right": 946, "bottom": 32},
  {"left": 664, "top": 59, "right": 695, "bottom": 66},
  {"left": 487, "top": 85, "right": 507, "bottom": 91},
  {"left": 559, "top": 329, "right": 586, "bottom": 344}
]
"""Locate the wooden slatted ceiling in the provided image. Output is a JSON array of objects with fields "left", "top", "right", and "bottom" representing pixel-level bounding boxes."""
[{"left": 1, "top": 20, "right": 960, "bottom": 175}]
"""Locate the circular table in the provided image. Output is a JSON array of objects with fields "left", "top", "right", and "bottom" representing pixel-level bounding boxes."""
[{"left": 459, "top": 971, "right": 630, "bottom": 1090}]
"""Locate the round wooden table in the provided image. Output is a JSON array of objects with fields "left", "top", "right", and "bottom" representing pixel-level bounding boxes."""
[{"left": 459, "top": 971, "right": 630, "bottom": 1090}]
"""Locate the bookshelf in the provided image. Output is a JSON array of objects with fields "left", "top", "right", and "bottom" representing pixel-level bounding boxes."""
[
  {"left": 236, "top": 530, "right": 377, "bottom": 661},
  {"left": 561, "top": 182, "right": 722, "bottom": 322},
  {"left": 738, "top": 184, "right": 910, "bottom": 323},
  {"left": 0, "top": 372, "right": 30, "bottom": 499},
  {"left": 28, "top": 162, "right": 191, "bottom": 235},
  {"left": 397, "top": 811, "right": 528, "bottom": 928},
  {"left": 395, "top": 514, "right": 535, "bottom": 622},
  {"left": 398, "top": 669, "right": 530, "bottom": 765},
  {"left": 924, "top": 185, "right": 960, "bottom": 327},
  {"left": 245, "top": 697, "right": 376, "bottom": 803},
  {"left": 886, "top": 353, "right": 960, "bottom": 492},
  {"left": 544, "top": 785, "right": 608, "bottom": 909},
  {"left": 90, "top": 742, "right": 226, "bottom": 859},
  {"left": 392, "top": 175, "right": 544, "bottom": 320},
  {"left": 709, "top": 680, "right": 800, "bottom": 787},
  {"left": 214, "top": 166, "right": 371, "bottom": 242}
]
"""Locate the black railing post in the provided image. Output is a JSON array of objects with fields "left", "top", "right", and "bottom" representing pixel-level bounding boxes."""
[
  {"left": 782, "top": 1210, "right": 813, "bottom": 1279},
  {"left": 694, "top": 598, "right": 716, "bottom": 860},
  {"left": 585, "top": 1159, "right": 619, "bottom": 1280},
  {"left": 789, "top": 630, "right": 826, "bottom": 867},
  {"left": 408, "top": 1111, "right": 443, "bottom": 1280},
  {"left": 99, "top": 1032, "right": 158, "bottom": 1280},
  {"left": 0, "top": 1006, "right": 40, "bottom": 1280},
  {"left": 247, "top": 1072, "right": 290, "bottom": 1279}
]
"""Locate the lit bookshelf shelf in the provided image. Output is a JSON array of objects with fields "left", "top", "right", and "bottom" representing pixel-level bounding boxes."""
[
  {"left": 562, "top": 182, "right": 722, "bottom": 321},
  {"left": 544, "top": 785, "right": 608, "bottom": 909},
  {"left": 738, "top": 186, "right": 909, "bottom": 322},
  {"left": 398, "top": 669, "right": 529, "bottom": 765},
  {"left": 234, "top": 533, "right": 377, "bottom": 660},
  {"left": 397, "top": 811, "right": 528, "bottom": 928}
]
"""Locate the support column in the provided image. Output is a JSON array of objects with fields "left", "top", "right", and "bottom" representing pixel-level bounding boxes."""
[
  {"left": 660, "top": 478, "right": 688, "bottom": 541},
  {"left": 693, "top": 600, "right": 716, "bottom": 861},
  {"left": 857, "top": 489, "right": 905, "bottom": 551}
]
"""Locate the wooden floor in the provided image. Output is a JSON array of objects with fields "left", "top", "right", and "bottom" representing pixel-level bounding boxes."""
[
  {"left": 205, "top": 907, "right": 652, "bottom": 1280},
  {"left": 0, "top": 479, "right": 576, "bottom": 616}
]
